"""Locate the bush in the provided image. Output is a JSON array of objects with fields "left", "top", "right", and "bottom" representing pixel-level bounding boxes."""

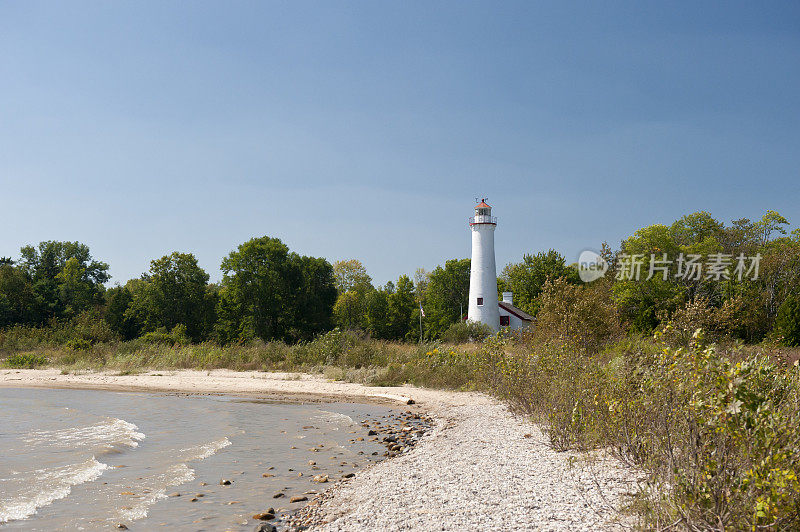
[
  {"left": 533, "top": 278, "right": 621, "bottom": 352},
  {"left": 139, "top": 324, "right": 191, "bottom": 346},
  {"left": 774, "top": 293, "right": 800, "bottom": 347},
  {"left": 659, "top": 296, "right": 746, "bottom": 347},
  {"left": 66, "top": 338, "right": 92, "bottom": 350},
  {"left": 484, "top": 329, "right": 800, "bottom": 529},
  {"left": 440, "top": 321, "right": 493, "bottom": 343},
  {"left": 4, "top": 353, "right": 48, "bottom": 368}
]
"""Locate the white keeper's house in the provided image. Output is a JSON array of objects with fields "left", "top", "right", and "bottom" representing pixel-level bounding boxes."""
[{"left": 467, "top": 199, "right": 533, "bottom": 331}]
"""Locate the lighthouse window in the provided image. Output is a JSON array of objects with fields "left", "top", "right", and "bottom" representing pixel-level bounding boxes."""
[{"left": 477, "top": 297, "right": 484, "bottom": 306}]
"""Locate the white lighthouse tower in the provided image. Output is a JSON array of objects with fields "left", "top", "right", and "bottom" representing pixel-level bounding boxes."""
[{"left": 467, "top": 199, "right": 500, "bottom": 331}]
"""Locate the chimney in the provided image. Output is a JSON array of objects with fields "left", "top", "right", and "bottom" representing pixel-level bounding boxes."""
[{"left": 502, "top": 292, "right": 513, "bottom": 305}]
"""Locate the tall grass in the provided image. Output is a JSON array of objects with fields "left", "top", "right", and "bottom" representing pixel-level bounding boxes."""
[{"left": 0, "top": 327, "right": 477, "bottom": 389}]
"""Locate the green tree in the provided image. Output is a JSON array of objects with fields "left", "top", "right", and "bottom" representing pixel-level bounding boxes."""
[
  {"left": 612, "top": 224, "right": 685, "bottom": 331},
  {"left": 424, "top": 259, "right": 471, "bottom": 338},
  {"left": 758, "top": 236, "right": 800, "bottom": 320},
  {"left": 217, "top": 237, "right": 335, "bottom": 343},
  {"left": 333, "top": 290, "right": 364, "bottom": 331},
  {"left": 773, "top": 293, "right": 800, "bottom": 346},
  {"left": 332, "top": 259, "right": 373, "bottom": 294},
  {"left": 56, "top": 257, "right": 100, "bottom": 317},
  {"left": 289, "top": 255, "right": 337, "bottom": 340},
  {"left": 670, "top": 211, "right": 724, "bottom": 248},
  {"left": 387, "top": 275, "right": 416, "bottom": 340},
  {"left": 131, "top": 252, "right": 214, "bottom": 341},
  {"left": 364, "top": 289, "right": 391, "bottom": 338},
  {"left": 500, "top": 249, "right": 579, "bottom": 315},
  {"left": 105, "top": 286, "right": 141, "bottom": 340},
  {"left": 720, "top": 218, "right": 760, "bottom": 256},
  {"left": 331, "top": 260, "right": 374, "bottom": 334},
  {"left": 756, "top": 210, "right": 789, "bottom": 245},
  {"left": 0, "top": 263, "right": 39, "bottom": 326},
  {"left": 18, "top": 241, "right": 109, "bottom": 319}
]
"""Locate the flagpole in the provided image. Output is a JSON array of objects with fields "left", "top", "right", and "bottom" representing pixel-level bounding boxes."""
[{"left": 419, "top": 307, "right": 423, "bottom": 343}]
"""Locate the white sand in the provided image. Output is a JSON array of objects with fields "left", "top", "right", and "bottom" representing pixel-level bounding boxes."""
[{"left": 1, "top": 369, "right": 635, "bottom": 530}]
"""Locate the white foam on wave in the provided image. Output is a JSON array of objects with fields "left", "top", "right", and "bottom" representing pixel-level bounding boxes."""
[
  {"left": 114, "top": 438, "right": 230, "bottom": 522},
  {"left": 179, "top": 437, "right": 231, "bottom": 461},
  {"left": 116, "top": 463, "right": 195, "bottom": 521},
  {"left": 0, "top": 457, "right": 108, "bottom": 523},
  {"left": 313, "top": 411, "right": 354, "bottom": 426},
  {"left": 24, "top": 417, "right": 146, "bottom": 451}
]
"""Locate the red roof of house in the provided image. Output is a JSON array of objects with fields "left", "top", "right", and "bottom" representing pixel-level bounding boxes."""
[{"left": 498, "top": 301, "right": 534, "bottom": 321}]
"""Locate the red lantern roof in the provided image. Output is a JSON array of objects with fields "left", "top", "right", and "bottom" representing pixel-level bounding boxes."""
[{"left": 475, "top": 199, "right": 491, "bottom": 208}]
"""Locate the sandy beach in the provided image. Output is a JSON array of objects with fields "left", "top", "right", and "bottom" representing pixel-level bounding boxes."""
[{"left": 1, "top": 369, "right": 636, "bottom": 530}]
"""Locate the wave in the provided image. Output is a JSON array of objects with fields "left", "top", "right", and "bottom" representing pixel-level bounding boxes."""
[
  {"left": 0, "top": 457, "right": 108, "bottom": 523},
  {"left": 116, "top": 463, "right": 195, "bottom": 521},
  {"left": 115, "top": 438, "right": 230, "bottom": 522},
  {"left": 313, "top": 410, "right": 355, "bottom": 426},
  {"left": 179, "top": 437, "right": 231, "bottom": 461},
  {"left": 24, "top": 417, "right": 146, "bottom": 451}
]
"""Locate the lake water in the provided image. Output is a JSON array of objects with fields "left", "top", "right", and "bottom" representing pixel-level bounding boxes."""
[{"left": 0, "top": 387, "right": 407, "bottom": 530}]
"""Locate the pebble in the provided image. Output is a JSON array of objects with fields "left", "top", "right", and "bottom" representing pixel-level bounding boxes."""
[{"left": 289, "top": 402, "right": 632, "bottom": 531}]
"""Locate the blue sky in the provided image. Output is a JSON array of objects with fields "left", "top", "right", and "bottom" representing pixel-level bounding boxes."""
[{"left": 1, "top": 1, "right": 798, "bottom": 285}]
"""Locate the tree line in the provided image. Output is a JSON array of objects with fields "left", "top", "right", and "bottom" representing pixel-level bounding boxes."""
[{"left": 0, "top": 209, "right": 798, "bottom": 347}]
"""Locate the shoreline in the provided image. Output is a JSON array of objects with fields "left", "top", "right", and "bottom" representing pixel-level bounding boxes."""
[
  {"left": 1, "top": 369, "right": 636, "bottom": 531},
  {"left": 0, "top": 368, "right": 450, "bottom": 408}
]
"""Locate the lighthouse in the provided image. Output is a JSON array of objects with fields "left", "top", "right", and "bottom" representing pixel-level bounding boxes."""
[{"left": 467, "top": 199, "right": 500, "bottom": 331}]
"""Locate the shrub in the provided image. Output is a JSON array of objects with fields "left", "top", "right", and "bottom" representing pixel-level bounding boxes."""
[
  {"left": 485, "top": 329, "right": 800, "bottom": 529},
  {"left": 4, "top": 353, "right": 48, "bottom": 368},
  {"left": 139, "top": 324, "right": 191, "bottom": 346},
  {"left": 440, "top": 321, "right": 493, "bottom": 343},
  {"left": 65, "top": 338, "right": 92, "bottom": 350},
  {"left": 533, "top": 278, "right": 621, "bottom": 352},
  {"left": 659, "top": 296, "right": 745, "bottom": 346},
  {"left": 140, "top": 329, "right": 175, "bottom": 345}
]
